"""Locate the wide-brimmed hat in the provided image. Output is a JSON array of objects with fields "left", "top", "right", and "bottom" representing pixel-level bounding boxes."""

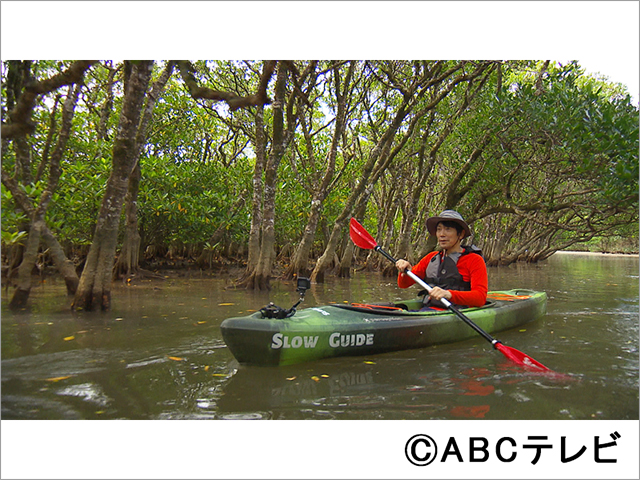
[{"left": 426, "top": 210, "right": 471, "bottom": 238}]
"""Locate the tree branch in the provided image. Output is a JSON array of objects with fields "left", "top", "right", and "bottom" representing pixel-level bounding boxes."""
[
  {"left": 175, "top": 60, "right": 276, "bottom": 111},
  {"left": 1, "top": 60, "right": 96, "bottom": 139}
]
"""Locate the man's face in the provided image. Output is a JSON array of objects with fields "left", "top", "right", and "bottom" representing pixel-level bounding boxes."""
[{"left": 436, "top": 223, "right": 464, "bottom": 250}]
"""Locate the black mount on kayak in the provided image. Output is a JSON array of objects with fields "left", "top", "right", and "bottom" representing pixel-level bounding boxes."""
[{"left": 260, "top": 277, "right": 311, "bottom": 319}]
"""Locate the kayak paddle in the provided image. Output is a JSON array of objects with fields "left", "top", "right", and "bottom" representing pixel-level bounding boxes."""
[{"left": 348, "top": 217, "right": 552, "bottom": 373}]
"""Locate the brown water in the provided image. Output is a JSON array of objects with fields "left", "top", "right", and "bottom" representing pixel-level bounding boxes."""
[{"left": 1, "top": 252, "right": 638, "bottom": 420}]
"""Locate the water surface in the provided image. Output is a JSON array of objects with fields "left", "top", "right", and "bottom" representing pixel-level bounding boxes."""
[{"left": 2, "top": 252, "right": 638, "bottom": 420}]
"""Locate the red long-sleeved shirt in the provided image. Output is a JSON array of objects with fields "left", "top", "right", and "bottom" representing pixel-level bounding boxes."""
[{"left": 397, "top": 251, "right": 488, "bottom": 307}]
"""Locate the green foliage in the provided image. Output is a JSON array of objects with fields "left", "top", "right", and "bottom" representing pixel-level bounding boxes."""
[
  {"left": 1, "top": 229, "right": 27, "bottom": 248},
  {"left": 48, "top": 157, "right": 111, "bottom": 244},
  {"left": 451, "top": 61, "right": 638, "bottom": 260},
  {"left": 2, "top": 60, "right": 637, "bottom": 270},
  {"left": 137, "top": 154, "right": 253, "bottom": 251}
]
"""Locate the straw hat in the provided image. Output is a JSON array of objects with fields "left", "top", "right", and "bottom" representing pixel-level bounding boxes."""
[{"left": 426, "top": 210, "right": 471, "bottom": 238}]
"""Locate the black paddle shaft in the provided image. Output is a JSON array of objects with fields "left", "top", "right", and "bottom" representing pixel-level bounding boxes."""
[
  {"left": 374, "top": 245, "right": 499, "bottom": 347},
  {"left": 375, "top": 245, "right": 399, "bottom": 264}
]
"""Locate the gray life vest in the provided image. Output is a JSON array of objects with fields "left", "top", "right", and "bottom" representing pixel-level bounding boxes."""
[{"left": 422, "top": 245, "right": 482, "bottom": 307}]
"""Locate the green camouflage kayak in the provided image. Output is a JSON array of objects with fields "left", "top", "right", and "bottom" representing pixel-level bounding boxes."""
[{"left": 220, "top": 289, "right": 547, "bottom": 366}]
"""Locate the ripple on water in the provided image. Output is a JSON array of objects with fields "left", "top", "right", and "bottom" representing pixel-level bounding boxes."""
[{"left": 216, "top": 412, "right": 271, "bottom": 420}]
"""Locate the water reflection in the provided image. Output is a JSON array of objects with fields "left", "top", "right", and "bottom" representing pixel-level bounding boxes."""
[{"left": 215, "top": 343, "right": 583, "bottom": 420}]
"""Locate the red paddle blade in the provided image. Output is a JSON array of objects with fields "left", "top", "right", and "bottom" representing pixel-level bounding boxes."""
[
  {"left": 495, "top": 342, "right": 551, "bottom": 373},
  {"left": 349, "top": 218, "right": 378, "bottom": 250}
]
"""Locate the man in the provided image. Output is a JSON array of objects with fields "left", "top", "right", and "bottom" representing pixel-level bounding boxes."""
[{"left": 395, "top": 210, "right": 488, "bottom": 309}]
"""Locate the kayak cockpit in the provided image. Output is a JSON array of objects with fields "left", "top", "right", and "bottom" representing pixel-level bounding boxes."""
[{"left": 331, "top": 299, "right": 496, "bottom": 315}]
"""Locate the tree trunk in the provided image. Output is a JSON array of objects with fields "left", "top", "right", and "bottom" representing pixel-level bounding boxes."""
[
  {"left": 9, "top": 219, "right": 43, "bottom": 309},
  {"left": 1, "top": 172, "right": 80, "bottom": 295},
  {"left": 73, "top": 61, "right": 154, "bottom": 311},
  {"left": 8, "top": 84, "right": 81, "bottom": 309},
  {"left": 244, "top": 104, "right": 266, "bottom": 277},
  {"left": 283, "top": 61, "right": 354, "bottom": 280},
  {"left": 310, "top": 104, "right": 406, "bottom": 283},
  {"left": 98, "top": 63, "right": 118, "bottom": 140},
  {"left": 5, "top": 136, "right": 34, "bottom": 277},
  {"left": 114, "top": 62, "right": 174, "bottom": 279},
  {"left": 285, "top": 196, "right": 322, "bottom": 279},
  {"left": 41, "top": 227, "right": 79, "bottom": 293},
  {"left": 394, "top": 107, "right": 462, "bottom": 266},
  {"left": 114, "top": 159, "right": 142, "bottom": 279},
  {"left": 243, "top": 64, "right": 288, "bottom": 290},
  {"left": 338, "top": 203, "right": 367, "bottom": 278}
]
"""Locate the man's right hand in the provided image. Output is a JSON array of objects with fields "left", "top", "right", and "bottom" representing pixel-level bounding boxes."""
[{"left": 395, "top": 259, "right": 412, "bottom": 273}]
